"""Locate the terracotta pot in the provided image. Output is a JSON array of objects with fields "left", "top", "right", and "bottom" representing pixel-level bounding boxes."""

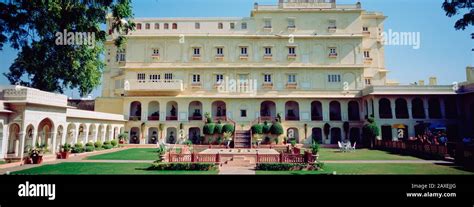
[
  {"left": 31, "top": 155, "right": 43, "bottom": 164},
  {"left": 60, "top": 152, "right": 70, "bottom": 159}
]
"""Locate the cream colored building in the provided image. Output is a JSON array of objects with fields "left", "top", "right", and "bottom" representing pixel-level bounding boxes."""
[
  {"left": 0, "top": 86, "right": 126, "bottom": 161},
  {"left": 96, "top": 0, "right": 465, "bottom": 146}
]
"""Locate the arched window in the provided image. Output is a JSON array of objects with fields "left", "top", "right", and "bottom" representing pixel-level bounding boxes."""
[
  {"left": 395, "top": 98, "right": 409, "bottom": 119},
  {"left": 136, "top": 23, "right": 142, "bottom": 30},
  {"left": 379, "top": 98, "right": 392, "bottom": 119},
  {"left": 429, "top": 98, "right": 442, "bottom": 119},
  {"left": 172, "top": 23, "right": 178, "bottom": 29},
  {"left": 329, "top": 101, "right": 341, "bottom": 121},
  {"left": 154, "top": 23, "right": 160, "bottom": 29},
  {"left": 164, "top": 23, "right": 169, "bottom": 30},
  {"left": 218, "top": 22, "right": 223, "bottom": 29},
  {"left": 412, "top": 98, "right": 425, "bottom": 119},
  {"left": 145, "top": 23, "right": 150, "bottom": 30},
  {"left": 311, "top": 101, "right": 323, "bottom": 121},
  {"left": 348, "top": 101, "right": 360, "bottom": 121}
]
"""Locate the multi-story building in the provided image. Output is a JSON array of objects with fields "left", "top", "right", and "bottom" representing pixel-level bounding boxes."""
[{"left": 96, "top": 0, "right": 468, "bottom": 146}]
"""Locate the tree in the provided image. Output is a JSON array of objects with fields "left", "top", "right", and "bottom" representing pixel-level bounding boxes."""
[
  {"left": 362, "top": 117, "right": 380, "bottom": 149},
  {"left": 0, "top": 0, "right": 135, "bottom": 95},
  {"left": 442, "top": 0, "right": 474, "bottom": 50}
]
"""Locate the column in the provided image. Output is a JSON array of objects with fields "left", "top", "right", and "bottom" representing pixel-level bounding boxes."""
[
  {"left": 61, "top": 129, "right": 67, "bottom": 146},
  {"left": 407, "top": 98, "right": 413, "bottom": 119},
  {"left": 108, "top": 128, "right": 114, "bottom": 141},
  {"left": 1, "top": 124, "right": 7, "bottom": 158},
  {"left": 93, "top": 125, "right": 99, "bottom": 142},
  {"left": 276, "top": 100, "right": 285, "bottom": 121},
  {"left": 19, "top": 131, "right": 26, "bottom": 162},
  {"left": 392, "top": 127, "right": 398, "bottom": 141},
  {"left": 82, "top": 124, "right": 89, "bottom": 144},
  {"left": 322, "top": 100, "right": 330, "bottom": 122},
  {"left": 73, "top": 125, "right": 79, "bottom": 144},
  {"left": 423, "top": 98, "right": 430, "bottom": 119},
  {"left": 142, "top": 126, "right": 149, "bottom": 144},
  {"left": 160, "top": 101, "right": 167, "bottom": 122},
  {"left": 391, "top": 100, "right": 396, "bottom": 120},
  {"left": 341, "top": 100, "right": 348, "bottom": 121},
  {"left": 51, "top": 132, "right": 57, "bottom": 154},
  {"left": 142, "top": 102, "right": 148, "bottom": 121},
  {"left": 373, "top": 98, "right": 380, "bottom": 119},
  {"left": 440, "top": 99, "right": 446, "bottom": 119}
]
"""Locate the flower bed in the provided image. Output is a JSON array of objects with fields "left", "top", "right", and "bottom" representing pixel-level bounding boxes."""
[
  {"left": 256, "top": 162, "right": 324, "bottom": 171},
  {"left": 147, "top": 163, "right": 217, "bottom": 171}
]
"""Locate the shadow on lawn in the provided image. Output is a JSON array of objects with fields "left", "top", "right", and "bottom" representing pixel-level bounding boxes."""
[{"left": 433, "top": 163, "right": 474, "bottom": 173}]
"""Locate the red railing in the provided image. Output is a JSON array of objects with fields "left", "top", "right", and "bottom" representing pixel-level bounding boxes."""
[
  {"left": 256, "top": 154, "right": 280, "bottom": 163},
  {"left": 375, "top": 140, "right": 447, "bottom": 156},
  {"left": 281, "top": 153, "right": 305, "bottom": 163},
  {"left": 167, "top": 152, "right": 311, "bottom": 164}
]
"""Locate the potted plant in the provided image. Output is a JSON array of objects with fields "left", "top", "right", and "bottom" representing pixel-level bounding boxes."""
[
  {"left": 60, "top": 144, "right": 72, "bottom": 159},
  {"left": 118, "top": 133, "right": 129, "bottom": 144},
  {"left": 28, "top": 144, "right": 48, "bottom": 164},
  {"left": 311, "top": 142, "right": 320, "bottom": 161},
  {"left": 223, "top": 132, "right": 233, "bottom": 148}
]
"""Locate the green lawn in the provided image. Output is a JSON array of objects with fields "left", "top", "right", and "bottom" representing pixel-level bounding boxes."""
[
  {"left": 318, "top": 148, "right": 421, "bottom": 161},
  {"left": 257, "top": 163, "right": 474, "bottom": 175},
  {"left": 11, "top": 162, "right": 218, "bottom": 175},
  {"left": 86, "top": 148, "right": 159, "bottom": 161},
  {"left": 0, "top": 161, "right": 5, "bottom": 165}
]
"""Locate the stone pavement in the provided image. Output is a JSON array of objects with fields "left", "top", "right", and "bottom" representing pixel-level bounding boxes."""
[
  {"left": 322, "top": 160, "right": 453, "bottom": 164},
  {"left": 218, "top": 166, "right": 256, "bottom": 175}
]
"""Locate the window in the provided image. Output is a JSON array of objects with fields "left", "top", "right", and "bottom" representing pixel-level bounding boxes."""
[
  {"left": 241, "top": 22, "right": 247, "bottom": 29},
  {"left": 328, "top": 20, "right": 336, "bottom": 30},
  {"left": 195, "top": 22, "right": 200, "bottom": 29},
  {"left": 288, "top": 47, "right": 296, "bottom": 55},
  {"left": 136, "top": 23, "right": 142, "bottom": 30},
  {"left": 149, "top": 74, "right": 160, "bottom": 82},
  {"left": 154, "top": 23, "right": 160, "bottom": 30},
  {"left": 216, "top": 74, "right": 224, "bottom": 83},
  {"left": 363, "top": 27, "right": 369, "bottom": 32},
  {"left": 192, "top": 74, "right": 201, "bottom": 83},
  {"left": 172, "top": 23, "right": 178, "bottom": 30},
  {"left": 288, "top": 74, "right": 296, "bottom": 83},
  {"left": 240, "top": 110, "right": 247, "bottom": 117},
  {"left": 164, "top": 23, "right": 169, "bottom": 29},
  {"left": 116, "top": 49, "right": 126, "bottom": 62},
  {"left": 328, "top": 74, "right": 341, "bottom": 83},
  {"left": 264, "top": 47, "right": 272, "bottom": 56},
  {"left": 137, "top": 73, "right": 146, "bottom": 83},
  {"left": 152, "top": 49, "right": 160, "bottom": 56},
  {"left": 364, "top": 50, "right": 371, "bottom": 58},
  {"left": 264, "top": 74, "right": 272, "bottom": 83},
  {"left": 240, "top": 47, "right": 248, "bottom": 56},
  {"left": 164, "top": 73, "right": 173, "bottom": 81},
  {"left": 288, "top": 19, "right": 295, "bottom": 28},
  {"left": 230, "top": 23, "right": 235, "bottom": 29},
  {"left": 218, "top": 23, "right": 223, "bottom": 29},
  {"left": 329, "top": 47, "right": 337, "bottom": 57},
  {"left": 145, "top": 23, "right": 150, "bottom": 30},
  {"left": 264, "top": 19, "right": 272, "bottom": 29},
  {"left": 216, "top": 47, "right": 224, "bottom": 56},
  {"left": 193, "top": 48, "right": 201, "bottom": 56},
  {"left": 365, "top": 78, "right": 372, "bottom": 85}
]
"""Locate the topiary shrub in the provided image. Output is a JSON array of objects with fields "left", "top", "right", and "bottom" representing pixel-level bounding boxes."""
[
  {"left": 85, "top": 142, "right": 94, "bottom": 147},
  {"left": 262, "top": 121, "right": 271, "bottom": 134},
  {"left": 147, "top": 163, "right": 217, "bottom": 171},
  {"left": 215, "top": 124, "right": 224, "bottom": 134},
  {"left": 102, "top": 144, "right": 113, "bottom": 150},
  {"left": 251, "top": 124, "right": 263, "bottom": 134},
  {"left": 71, "top": 143, "right": 84, "bottom": 153},
  {"left": 270, "top": 122, "right": 284, "bottom": 135},
  {"left": 223, "top": 123, "right": 234, "bottom": 134},
  {"left": 111, "top": 140, "right": 118, "bottom": 147},
  {"left": 85, "top": 146, "right": 95, "bottom": 152},
  {"left": 203, "top": 123, "right": 216, "bottom": 135},
  {"left": 103, "top": 141, "right": 111, "bottom": 146},
  {"left": 94, "top": 141, "right": 103, "bottom": 149}
]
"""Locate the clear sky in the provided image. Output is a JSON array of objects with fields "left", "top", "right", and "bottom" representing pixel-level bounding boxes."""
[{"left": 0, "top": 0, "right": 472, "bottom": 98}]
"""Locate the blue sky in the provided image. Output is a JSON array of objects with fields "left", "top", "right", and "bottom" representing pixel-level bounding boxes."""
[{"left": 0, "top": 0, "right": 472, "bottom": 98}]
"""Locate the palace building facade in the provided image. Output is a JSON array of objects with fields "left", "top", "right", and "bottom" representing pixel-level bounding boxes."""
[{"left": 95, "top": 0, "right": 474, "bottom": 146}]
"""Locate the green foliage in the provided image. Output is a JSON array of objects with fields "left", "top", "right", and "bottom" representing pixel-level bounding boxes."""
[
  {"left": 103, "top": 141, "right": 111, "bottom": 146},
  {"left": 94, "top": 141, "right": 103, "bottom": 149},
  {"left": 223, "top": 124, "right": 234, "bottom": 134},
  {"left": 184, "top": 140, "right": 193, "bottom": 147},
  {"left": 262, "top": 121, "right": 271, "bottom": 134},
  {"left": 102, "top": 144, "right": 113, "bottom": 150},
  {"left": 251, "top": 124, "right": 263, "bottom": 134},
  {"left": 442, "top": 0, "right": 474, "bottom": 42},
  {"left": 85, "top": 142, "right": 94, "bottom": 147},
  {"left": 311, "top": 142, "right": 320, "bottom": 154},
  {"left": 118, "top": 133, "right": 129, "bottom": 141},
  {"left": 290, "top": 139, "right": 297, "bottom": 147},
  {"left": 215, "top": 124, "right": 224, "bottom": 134},
  {"left": 85, "top": 146, "right": 95, "bottom": 152},
  {"left": 61, "top": 144, "right": 72, "bottom": 153},
  {"left": 216, "top": 137, "right": 223, "bottom": 145},
  {"left": 0, "top": 0, "right": 135, "bottom": 95},
  {"left": 110, "top": 140, "right": 118, "bottom": 147},
  {"left": 147, "top": 163, "right": 217, "bottom": 171},
  {"left": 71, "top": 143, "right": 84, "bottom": 153},
  {"left": 156, "top": 144, "right": 166, "bottom": 163},
  {"left": 270, "top": 122, "right": 284, "bottom": 135},
  {"left": 205, "top": 112, "right": 213, "bottom": 123},
  {"left": 203, "top": 123, "right": 216, "bottom": 135}
]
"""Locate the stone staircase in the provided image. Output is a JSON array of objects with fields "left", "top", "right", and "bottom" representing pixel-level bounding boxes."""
[
  {"left": 221, "top": 156, "right": 255, "bottom": 168},
  {"left": 234, "top": 130, "right": 251, "bottom": 148}
]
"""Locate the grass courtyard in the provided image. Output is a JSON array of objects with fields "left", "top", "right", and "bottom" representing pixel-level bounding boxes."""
[
  {"left": 86, "top": 148, "right": 159, "bottom": 160},
  {"left": 12, "top": 162, "right": 218, "bottom": 175},
  {"left": 9, "top": 147, "right": 474, "bottom": 175}
]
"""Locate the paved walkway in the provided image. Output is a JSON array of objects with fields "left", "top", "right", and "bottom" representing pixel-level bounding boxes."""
[
  {"left": 218, "top": 166, "right": 256, "bottom": 175},
  {"left": 322, "top": 160, "right": 453, "bottom": 164}
]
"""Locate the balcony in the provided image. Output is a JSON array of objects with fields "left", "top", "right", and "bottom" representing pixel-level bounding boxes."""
[
  {"left": 126, "top": 80, "right": 184, "bottom": 92},
  {"left": 239, "top": 54, "right": 249, "bottom": 60},
  {"left": 191, "top": 82, "right": 202, "bottom": 89},
  {"left": 129, "top": 116, "right": 141, "bottom": 121},
  {"left": 215, "top": 54, "right": 224, "bottom": 61},
  {"left": 285, "top": 116, "right": 300, "bottom": 121},
  {"left": 151, "top": 54, "right": 160, "bottom": 60},
  {"left": 262, "top": 83, "right": 273, "bottom": 89},
  {"left": 166, "top": 116, "right": 178, "bottom": 121},
  {"left": 148, "top": 115, "right": 160, "bottom": 121},
  {"left": 286, "top": 83, "right": 298, "bottom": 89},
  {"left": 192, "top": 55, "right": 201, "bottom": 61},
  {"left": 189, "top": 115, "right": 203, "bottom": 121},
  {"left": 311, "top": 116, "right": 323, "bottom": 121},
  {"left": 328, "top": 53, "right": 338, "bottom": 58},
  {"left": 287, "top": 54, "right": 297, "bottom": 60}
]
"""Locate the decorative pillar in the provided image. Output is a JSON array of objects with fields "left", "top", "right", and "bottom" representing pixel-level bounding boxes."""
[
  {"left": 51, "top": 132, "right": 57, "bottom": 154},
  {"left": 391, "top": 127, "right": 398, "bottom": 141},
  {"left": 322, "top": 100, "right": 330, "bottom": 122},
  {"left": 423, "top": 98, "right": 430, "bottom": 119},
  {"left": 93, "top": 125, "right": 99, "bottom": 142},
  {"left": 373, "top": 98, "right": 380, "bottom": 119},
  {"left": 407, "top": 99, "right": 413, "bottom": 119},
  {"left": 19, "top": 131, "right": 26, "bottom": 163},
  {"left": 82, "top": 124, "right": 90, "bottom": 144},
  {"left": 391, "top": 101, "right": 396, "bottom": 120},
  {"left": 341, "top": 100, "right": 348, "bottom": 121}
]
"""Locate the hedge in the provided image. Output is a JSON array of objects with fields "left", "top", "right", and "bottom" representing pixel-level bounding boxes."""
[
  {"left": 251, "top": 124, "right": 263, "bottom": 134},
  {"left": 94, "top": 141, "right": 103, "bottom": 149},
  {"left": 111, "top": 140, "right": 118, "bottom": 147},
  {"left": 215, "top": 124, "right": 224, "bottom": 134},
  {"left": 270, "top": 122, "right": 284, "bottom": 135},
  {"left": 223, "top": 123, "right": 234, "bottom": 133},
  {"left": 147, "top": 163, "right": 218, "bottom": 171},
  {"left": 256, "top": 163, "right": 324, "bottom": 171},
  {"left": 203, "top": 123, "right": 216, "bottom": 135},
  {"left": 262, "top": 122, "right": 271, "bottom": 134}
]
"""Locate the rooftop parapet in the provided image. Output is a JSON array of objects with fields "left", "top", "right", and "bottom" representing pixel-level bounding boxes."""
[
  {"left": 254, "top": 0, "right": 361, "bottom": 11},
  {"left": 1, "top": 86, "right": 68, "bottom": 107}
]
